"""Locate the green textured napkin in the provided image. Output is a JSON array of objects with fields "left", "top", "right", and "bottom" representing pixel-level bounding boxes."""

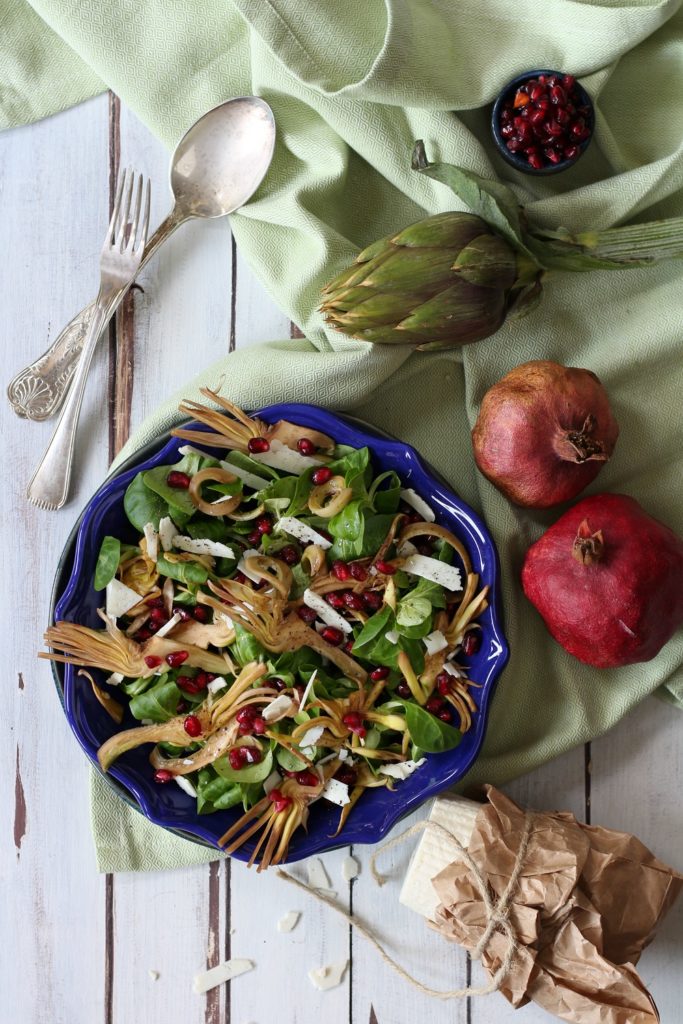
[{"left": 5, "top": 0, "right": 683, "bottom": 872}]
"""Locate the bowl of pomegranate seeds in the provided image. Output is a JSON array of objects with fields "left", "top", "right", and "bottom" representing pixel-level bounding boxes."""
[{"left": 492, "top": 69, "right": 594, "bottom": 174}]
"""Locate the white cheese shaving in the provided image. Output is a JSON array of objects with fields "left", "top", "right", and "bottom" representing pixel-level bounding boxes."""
[
  {"left": 275, "top": 517, "right": 331, "bottom": 550},
  {"left": 423, "top": 629, "right": 449, "bottom": 656},
  {"left": 385, "top": 629, "right": 399, "bottom": 645},
  {"left": 322, "top": 778, "right": 351, "bottom": 807},
  {"left": 400, "top": 488, "right": 435, "bottom": 522},
  {"left": 106, "top": 671, "right": 124, "bottom": 686},
  {"left": 105, "top": 579, "right": 142, "bottom": 619},
  {"left": 172, "top": 535, "right": 235, "bottom": 559},
  {"left": 303, "top": 589, "right": 352, "bottom": 634},
  {"left": 443, "top": 661, "right": 464, "bottom": 678},
  {"left": 397, "top": 540, "right": 419, "bottom": 558},
  {"left": 299, "top": 670, "right": 317, "bottom": 710},
  {"left": 307, "top": 857, "right": 334, "bottom": 893},
  {"left": 219, "top": 456, "right": 271, "bottom": 491},
  {"left": 192, "top": 959, "right": 254, "bottom": 995},
  {"left": 402, "top": 554, "right": 463, "bottom": 592},
  {"left": 261, "top": 694, "right": 295, "bottom": 723},
  {"left": 379, "top": 758, "right": 427, "bottom": 781},
  {"left": 143, "top": 522, "right": 159, "bottom": 562},
  {"left": 154, "top": 611, "right": 183, "bottom": 638},
  {"left": 250, "top": 438, "right": 324, "bottom": 474},
  {"left": 141, "top": 719, "right": 154, "bottom": 726},
  {"left": 342, "top": 855, "right": 359, "bottom": 882},
  {"left": 308, "top": 959, "right": 348, "bottom": 992},
  {"left": 263, "top": 769, "right": 282, "bottom": 795},
  {"left": 207, "top": 675, "right": 228, "bottom": 694},
  {"left": 236, "top": 549, "right": 262, "bottom": 583},
  {"left": 277, "top": 911, "right": 300, "bottom": 933},
  {"left": 148, "top": 970, "right": 160, "bottom": 981},
  {"left": 299, "top": 725, "right": 324, "bottom": 747},
  {"left": 175, "top": 776, "right": 197, "bottom": 798},
  {"left": 158, "top": 516, "right": 177, "bottom": 552}
]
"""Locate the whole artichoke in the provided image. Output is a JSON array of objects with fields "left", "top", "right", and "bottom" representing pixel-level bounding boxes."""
[{"left": 320, "top": 212, "right": 525, "bottom": 351}]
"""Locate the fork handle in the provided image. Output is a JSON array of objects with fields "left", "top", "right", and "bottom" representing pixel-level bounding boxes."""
[
  {"left": 8, "top": 209, "right": 185, "bottom": 421},
  {"left": 26, "top": 288, "right": 115, "bottom": 510}
]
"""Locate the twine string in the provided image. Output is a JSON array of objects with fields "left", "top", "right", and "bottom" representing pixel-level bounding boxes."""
[{"left": 277, "top": 810, "right": 533, "bottom": 1001}]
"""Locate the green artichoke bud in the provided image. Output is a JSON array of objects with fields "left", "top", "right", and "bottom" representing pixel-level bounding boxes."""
[{"left": 320, "top": 212, "right": 526, "bottom": 351}]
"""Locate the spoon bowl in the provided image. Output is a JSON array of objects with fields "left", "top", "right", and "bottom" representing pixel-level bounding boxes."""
[{"left": 170, "top": 96, "right": 276, "bottom": 219}]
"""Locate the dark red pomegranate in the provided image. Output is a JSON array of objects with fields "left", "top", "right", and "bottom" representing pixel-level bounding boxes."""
[
  {"left": 496, "top": 72, "right": 592, "bottom": 171},
  {"left": 472, "top": 360, "right": 618, "bottom": 508},
  {"left": 522, "top": 494, "right": 683, "bottom": 668}
]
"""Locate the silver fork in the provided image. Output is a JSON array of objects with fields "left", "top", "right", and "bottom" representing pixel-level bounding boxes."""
[{"left": 27, "top": 169, "right": 150, "bottom": 510}]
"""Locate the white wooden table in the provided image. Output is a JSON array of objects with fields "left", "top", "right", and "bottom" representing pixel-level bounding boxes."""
[{"left": 2, "top": 94, "right": 681, "bottom": 1024}]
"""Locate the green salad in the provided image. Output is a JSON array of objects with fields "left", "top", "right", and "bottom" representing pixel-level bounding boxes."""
[{"left": 43, "top": 391, "right": 488, "bottom": 869}]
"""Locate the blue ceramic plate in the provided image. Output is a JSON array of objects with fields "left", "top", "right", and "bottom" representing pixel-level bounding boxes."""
[{"left": 51, "top": 404, "right": 509, "bottom": 861}]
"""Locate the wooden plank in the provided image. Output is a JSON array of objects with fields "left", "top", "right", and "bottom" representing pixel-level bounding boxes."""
[
  {"left": 0, "top": 94, "right": 111, "bottom": 1024},
  {"left": 590, "top": 698, "right": 683, "bottom": 1023}
]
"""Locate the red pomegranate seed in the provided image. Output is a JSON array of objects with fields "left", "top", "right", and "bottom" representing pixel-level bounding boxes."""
[
  {"left": 550, "top": 84, "right": 566, "bottom": 105},
  {"left": 436, "top": 671, "right": 451, "bottom": 696},
  {"left": 343, "top": 592, "right": 364, "bottom": 611},
  {"left": 370, "top": 666, "right": 390, "bottom": 681},
  {"left": 396, "top": 682, "right": 411, "bottom": 698},
  {"left": 297, "top": 437, "right": 317, "bottom": 456},
  {"left": 183, "top": 715, "right": 202, "bottom": 737},
  {"left": 144, "top": 655, "right": 162, "bottom": 669},
  {"left": 331, "top": 560, "right": 351, "bottom": 581},
  {"left": 236, "top": 706, "right": 257, "bottom": 724},
  {"left": 234, "top": 571, "right": 247, "bottom": 585},
  {"left": 247, "top": 529, "right": 262, "bottom": 546},
  {"left": 438, "top": 708, "right": 453, "bottom": 723},
  {"left": 343, "top": 639, "right": 355, "bottom": 654},
  {"left": 506, "top": 136, "right": 524, "bottom": 153},
  {"left": 326, "top": 592, "right": 346, "bottom": 610},
  {"left": 256, "top": 514, "right": 273, "bottom": 535},
  {"left": 147, "top": 596, "right": 164, "bottom": 609},
  {"left": 229, "top": 748, "right": 248, "bottom": 771},
  {"left": 362, "top": 591, "right": 382, "bottom": 612},
  {"left": 564, "top": 145, "right": 580, "bottom": 160},
  {"left": 570, "top": 118, "right": 587, "bottom": 139},
  {"left": 297, "top": 605, "right": 317, "bottom": 624},
  {"left": 462, "top": 631, "right": 481, "bottom": 657},
  {"left": 242, "top": 746, "right": 262, "bottom": 765},
  {"left": 528, "top": 151, "right": 544, "bottom": 170},
  {"left": 555, "top": 107, "right": 570, "bottom": 125},
  {"left": 529, "top": 107, "right": 546, "bottom": 126},
  {"left": 335, "top": 765, "right": 358, "bottom": 786},
  {"left": 350, "top": 563, "right": 368, "bottom": 582},
  {"left": 252, "top": 716, "right": 267, "bottom": 735},
  {"left": 192, "top": 605, "right": 209, "bottom": 623},
  {"left": 321, "top": 626, "right": 344, "bottom": 647},
  {"left": 546, "top": 120, "right": 564, "bottom": 137},
  {"left": 154, "top": 769, "right": 173, "bottom": 783},
  {"left": 501, "top": 122, "right": 515, "bottom": 139},
  {"left": 426, "top": 696, "right": 444, "bottom": 714},
  {"left": 247, "top": 437, "right": 270, "bottom": 454},
  {"left": 166, "top": 650, "right": 189, "bottom": 668},
  {"left": 136, "top": 628, "right": 152, "bottom": 642},
  {"left": 562, "top": 74, "right": 576, "bottom": 90},
  {"left": 166, "top": 471, "right": 190, "bottom": 489},
  {"left": 544, "top": 147, "right": 562, "bottom": 164},
  {"left": 238, "top": 721, "right": 254, "bottom": 736},
  {"left": 295, "top": 770, "right": 319, "bottom": 787},
  {"left": 268, "top": 788, "right": 292, "bottom": 812},
  {"left": 270, "top": 677, "right": 287, "bottom": 691},
  {"left": 176, "top": 700, "right": 189, "bottom": 714},
  {"left": 374, "top": 560, "right": 396, "bottom": 575},
  {"left": 280, "top": 545, "right": 299, "bottom": 566},
  {"left": 529, "top": 83, "right": 546, "bottom": 102},
  {"left": 311, "top": 466, "right": 332, "bottom": 486},
  {"left": 547, "top": 74, "right": 561, "bottom": 87},
  {"left": 172, "top": 605, "right": 192, "bottom": 622},
  {"left": 177, "top": 675, "right": 202, "bottom": 694},
  {"left": 150, "top": 606, "right": 167, "bottom": 623}
]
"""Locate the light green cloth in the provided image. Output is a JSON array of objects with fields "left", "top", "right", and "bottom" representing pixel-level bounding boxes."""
[{"left": 5, "top": 0, "right": 683, "bottom": 872}]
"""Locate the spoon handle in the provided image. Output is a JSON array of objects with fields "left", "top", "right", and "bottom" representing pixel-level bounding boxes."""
[{"left": 7, "top": 209, "right": 184, "bottom": 422}]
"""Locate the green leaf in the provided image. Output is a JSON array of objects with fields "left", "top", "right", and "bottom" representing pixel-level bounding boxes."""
[
  {"left": 156, "top": 554, "right": 209, "bottom": 586},
  {"left": 409, "top": 575, "right": 447, "bottom": 610},
  {"left": 129, "top": 678, "right": 183, "bottom": 722},
  {"left": 401, "top": 700, "right": 462, "bottom": 753},
  {"left": 276, "top": 746, "right": 310, "bottom": 772},
  {"left": 232, "top": 624, "right": 266, "bottom": 667},
  {"left": 123, "top": 473, "right": 169, "bottom": 531},
  {"left": 327, "top": 446, "right": 371, "bottom": 496},
  {"left": 396, "top": 594, "right": 432, "bottom": 628},
  {"left": 214, "top": 746, "right": 273, "bottom": 784},
  {"left": 369, "top": 470, "right": 402, "bottom": 514},
  {"left": 351, "top": 605, "right": 401, "bottom": 668},
  {"left": 328, "top": 499, "right": 365, "bottom": 542},
  {"left": 94, "top": 536, "right": 121, "bottom": 591},
  {"left": 224, "top": 450, "right": 279, "bottom": 482},
  {"left": 120, "top": 674, "right": 154, "bottom": 697},
  {"left": 186, "top": 517, "right": 230, "bottom": 542},
  {"left": 196, "top": 768, "right": 244, "bottom": 814}
]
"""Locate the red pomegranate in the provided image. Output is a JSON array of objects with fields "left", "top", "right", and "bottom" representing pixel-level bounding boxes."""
[
  {"left": 522, "top": 494, "right": 683, "bottom": 667},
  {"left": 472, "top": 360, "right": 619, "bottom": 508}
]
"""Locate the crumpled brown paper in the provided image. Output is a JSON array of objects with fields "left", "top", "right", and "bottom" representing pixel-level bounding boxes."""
[{"left": 431, "top": 786, "right": 682, "bottom": 1023}]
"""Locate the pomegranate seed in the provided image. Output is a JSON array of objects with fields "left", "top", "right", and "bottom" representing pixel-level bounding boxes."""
[
  {"left": 529, "top": 107, "right": 546, "bottom": 126},
  {"left": 136, "top": 628, "right": 152, "bottom": 642},
  {"left": 570, "top": 118, "right": 586, "bottom": 138},
  {"left": 166, "top": 471, "right": 191, "bottom": 489},
  {"left": 144, "top": 655, "right": 162, "bottom": 669},
  {"left": 555, "top": 107, "right": 570, "bottom": 125},
  {"left": 516, "top": 121, "right": 533, "bottom": 143},
  {"left": 177, "top": 675, "right": 202, "bottom": 694},
  {"left": 501, "top": 122, "right": 515, "bottom": 139},
  {"left": 236, "top": 706, "right": 257, "bottom": 724},
  {"left": 242, "top": 746, "right": 262, "bottom": 765},
  {"left": 252, "top": 716, "right": 267, "bottom": 735},
  {"left": 331, "top": 560, "right": 351, "bottom": 581},
  {"left": 183, "top": 714, "right": 202, "bottom": 737},
  {"left": 414, "top": 539, "right": 434, "bottom": 556},
  {"left": 506, "top": 136, "right": 524, "bottom": 153},
  {"left": 247, "top": 529, "right": 262, "bottom": 546},
  {"left": 350, "top": 563, "right": 368, "bottom": 582},
  {"left": 272, "top": 793, "right": 293, "bottom": 813},
  {"left": 396, "top": 682, "right": 411, "bottom": 698},
  {"left": 297, "top": 437, "right": 317, "bottom": 456},
  {"left": 172, "top": 605, "right": 192, "bottom": 621},
  {"left": 544, "top": 146, "right": 562, "bottom": 164},
  {"left": 546, "top": 120, "right": 564, "bottom": 137},
  {"left": 280, "top": 545, "right": 299, "bottom": 565},
  {"left": 342, "top": 711, "right": 366, "bottom": 738},
  {"left": 534, "top": 98, "right": 550, "bottom": 114},
  {"left": 335, "top": 765, "right": 357, "bottom": 786},
  {"left": 374, "top": 560, "right": 396, "bottom": 575},
  {"left": 438, "top": 708, "right": 453, "bottom": 723},
  {"left": 238, "top": 721, "right": 254, "bottom": 736},
  {"left": 547, "top": 74, "right": 561, "bottom": 87},
  {"left": 370, "top": 666, "right": 390, "bottom": 681},
  {"left": 234, "top": 571, "right": 247, "bottom": 584},
  {"left": 229, "top": 748, "right": 248, "bottom": 771},
  {"left": 166, "top": 650, "right": 189, "bottom": 668},
  {"left": 564, "top": 144, "right": 580, "bottom": 160},
  {"left": 562, "top": 74, "right": 576, "bottom": 90},
  {"left": 500, "top": 108, "right": 512, "bottom": 124},
  {"left": 192, "top": 605, "right": 209, "bottom": 623},
  {"left": 176, "top": 700, "right": 189, "bottom": 714},
  {"left": 270, "top": 677, "right": 287, "bottom": 691},
  {"left": 362, "top": 591, "right": 382, "bottom": 612},
  {"left": 295, "top": 770, "right": 319, "bottom": 787},
  {"left": 529, "top": 83, "right": 546, "bottom": 102},
  {"left": 462, "top": 631, "right": 481, "bottom": 657},
  {"left": 154, "top": 769, "right": 173, "bottom": 783},
  {"left": 297, "top": 605, "right": 317, "bottom": 624},
  {"left": 550, "top": 84, "right": 566, "bottom": 105},
  {"left": 150, "top": 606, "right": 167, "bottom": 623},
  {"left": 147, "top": 596, "right": 164, "bottom": 609},
  {"left": 311, "top": 466, "right": 332, "bottom": 486},
  {"left": 343, "top": 639, "right": 355, "bottom": 654},
  {"left": 528, "top": 151, "right": 544, "bottom": 170},
  {"left": 256, "top": 514, "right": 273, "bottom": 535},
  {"left": 326, "top": 592, "right": 346, "bottom": 610},
  {"left": 321, "top": 626, "right": 344, "bottom": 646},
  {"left": 247, "top": 437, "right": 270, "bottom": 454},
  {"left": 343, "top": 592, "right": 364, "bottom": 611},
  {"left": 426, "top": 696, "right": 444, "bottom": 714}
]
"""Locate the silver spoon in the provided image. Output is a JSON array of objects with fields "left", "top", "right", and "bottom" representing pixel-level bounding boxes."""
[{"left": 7, "top": 96, "right": 275, "bottom": 421}]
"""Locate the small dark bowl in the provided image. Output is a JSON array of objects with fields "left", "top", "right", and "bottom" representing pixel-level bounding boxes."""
[{"left": 491, "top": 69, "right": 594, "bottom": 176}]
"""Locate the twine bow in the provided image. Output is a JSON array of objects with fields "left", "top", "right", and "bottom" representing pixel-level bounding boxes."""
[{"left": 277, "top": 810, "right": 533, "bottom": 1000}]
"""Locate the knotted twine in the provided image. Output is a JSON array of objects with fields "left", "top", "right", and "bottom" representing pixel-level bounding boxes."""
[{"left": 276, "top": 809, "right": 533, "bottom": 1000}]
